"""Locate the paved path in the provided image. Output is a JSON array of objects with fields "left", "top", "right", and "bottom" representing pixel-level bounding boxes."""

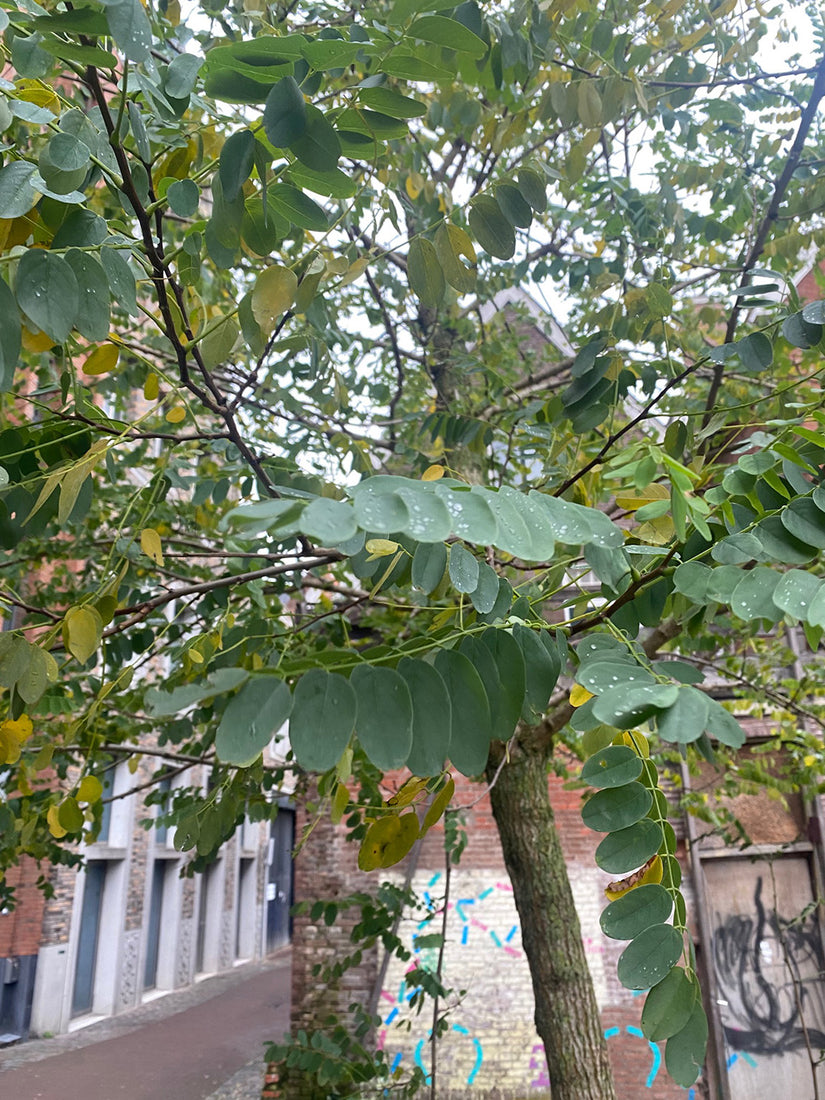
[{"left": 0, "top": 951, "right": 290, "bottom": 1100}]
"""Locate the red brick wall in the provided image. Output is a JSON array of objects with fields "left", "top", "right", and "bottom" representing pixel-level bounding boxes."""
[
  {"left": 286, "top": 768, "right": 690, "bottom": 1100},
  {"left": 0, "top": 857, "right": 47, "bottom": 957}
]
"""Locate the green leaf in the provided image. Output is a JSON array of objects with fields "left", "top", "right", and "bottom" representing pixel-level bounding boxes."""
[
  {"left": 469, "top": 560, "right": 500, "bottom": 613},
  {"left": 351, "top": 477, "right": 410, "bottom": 531},
  {"left": 0, "top": 162, "right": 38, "bottom": 218},
  {"left": 600, "top": 883, "right": 673, "bottom": 939},
  {"left": 411, "top": 541, "right": 447, "bottom": 593},
  {"left": 65, "top": 250, "right": 110, "bottom": 342},
  {"left": 351, "top": 665, "right": 413, "bottom": 770},
  {"left": 263, "top": 76, "right": 307, "bottom": 147},
  {"left": 494, "top": 183, "right": 532, "bottom": 228},
  {"left": 617, "top": 923, "right": 684, "bottom": 990},
  {"left": 656, "top": 686, "right": 709, "bottom": 744},
  {"left": 771, "top": 567, "right": 821, "bottom": 619},
  {"left": 781, "top": 496, "right": 825, "bottom": 549},
  {"left": 101, "top": 248, "right": 138, "bottom": 318},
  {"left": 641, "top": 967, "right": 697, "bottom": 1041},
  {"left": 730, "top": 566, "right": 782, "bottom": 622},
  {"left": 379, "top": 50, "right": 453, "bottom": 83},
  {"left": 433, "top": 484, "right": 498, "bottom": 543},
  {"left": 434, "top": 648, "right": 491, "bottom": 776},
  {"left": 300, "top": 497, "right": 358, "bottom": 545},
  {"left": 449, "top": 542, "right": 479, "bottom": 593},
  {"left": 408, "top": 238, "right": 446, "bottom": 308},
  {"left": 673, "top": 561, "right": 712, "bottom": 602},
  {"left": 407, "top": 14, "right": 487, "bottom": 56},
  {"left": 395, "top": 485, "right": 452, "bottom": 541},
  {"left": 165, "top": 53, "right": 202, "bottom": 99},
  {"left": 513, "top": 625, "right": 560, "bottom": 720},
  {"left": 577, "top": 661, "right": 654, "bottom": 693},
  {"left": 145, "top": 668, "right": 249, "bottom": 717},
  {"left": 801, "top": 300, "right": 825, "bottom": 324},
  {"left": 516, "top": 168, "right": 547, "bottom": 213},
  {"left": 103, "top": 0, "right": 152, "bottom": 62},
  {"left": 397, "top": 658, "right": 451, "bottom": 776},
  {"left": 581, "top": 745, "right": 642, "bottom": 789},
  {"left": 737, "top": 331, "right": 773, "bottom": 371},
  {"left": 753, "top": 516, "right": 816, "bottom": 564},
  {"left": 468, "top": 195, "right": 516, "bottom": 259},
  {"left": 592, "top": 683, "right": 679, "bottom": 730},
  {"left": 216, "top": 677, "right": 292, "bottom": 765},
  {"left": 665, "top": 1000, "right": 708, "bottom": 1087},
  {"left": 783, "top": 310, "right": 822, "bottom": 349},
  {"left": 289, "top": 105, "right": 341, "bottom": 172},
  {"left": 287, "top": 163, "right": 357, "bottom": 199},
  {"left": 219, "top": 130, "right": 256, "bottom": 203},
  {"left": 270, "top": 184, "right": 329, "bottom": 231},
  {"left": 290, "top": 669, "right": 357, "bottom": 771},
  {"left": 358, "top": 87, "right": 426, "bottom": 118},
  {"left": 581, "top": 782, "right": 653, "bottom": 833},
  {"left": 480, "top": 628, "right": 527, "bottom": 739},
  {"left": 595, "top": 820, "right": 663, "bottom": 873},
  {"left": 16, "top": 250, "right": 79, "bottom": 343},
  {"left": 167, "top": 179, "right": 199, "bottom": 217},
  {"left": 704, "top": 698, "right": 745, "bottom": 748},
  {"left": 0, "top": 279, "right": 22, "bottom": 391}
]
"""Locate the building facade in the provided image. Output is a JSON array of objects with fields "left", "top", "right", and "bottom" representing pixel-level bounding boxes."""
[{"left": 0, "top": 756, "right": 294, "bottom": 1043}]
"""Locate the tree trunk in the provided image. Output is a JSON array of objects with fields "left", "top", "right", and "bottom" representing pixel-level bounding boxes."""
[{"left": 487, "top": 736, "right": 617, "bottom": 1100}]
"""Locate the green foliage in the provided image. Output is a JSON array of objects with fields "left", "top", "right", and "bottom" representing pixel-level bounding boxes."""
[{"left": 0, "top": 0, "right": 825, "bottom": 1089}]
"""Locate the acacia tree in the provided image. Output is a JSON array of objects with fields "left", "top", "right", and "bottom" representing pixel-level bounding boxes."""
[{"left": 1, "top": 0, "right": 825, "bottom": 1094}]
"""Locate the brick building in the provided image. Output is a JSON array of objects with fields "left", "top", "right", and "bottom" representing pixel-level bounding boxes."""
[
  {"left": 283, "top": 728, "right": 825, "bottom": 1100},
  {"left": 0, "top": 753, "right": 294, "bottom": 1043}
]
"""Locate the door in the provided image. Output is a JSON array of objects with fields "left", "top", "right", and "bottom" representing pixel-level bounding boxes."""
[
  {"left": 72, "top": 862, "right": 106, "bottom": 1016},
  {"left": 143, "top": 861, "right": 165, "bottom": 990},
  {"left": 266, "top": 808, "right": 294, "bottom": 953},
  {"left": 705, "top": 855, "right": 825, "bottom": 1100}
]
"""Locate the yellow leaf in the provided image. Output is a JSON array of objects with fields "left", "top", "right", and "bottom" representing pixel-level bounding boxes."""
[
  {"left": 605, "top": 855, "right": 662, "bottom": 901},
  {"left": 251, "top": 265, "right": 298, "bottom": 334},
  {"left": 804, "top": 754, "right": 817, "bottom": 767},
  {"left": 140, "top": 527, "right": 164, "bottom": 566},
  {"left": 365, "top": 538, "right": 399, "bottom": 560},
  {"left": 22, "top": 327, "right": 56, "bottom": 352},
  {"left": 77, "top": 775, "right": 103, "bottom": 804},
  {"left": 63, "top": 606, "right": 103, "bottom": 665},
  {"left": 144, "top": 373, "right": 160, "bottom": 400},
  {"left": 422, "top": 465, "right": 445, "bottom": 482},
  {"left": 614, "top": 483, "right": 669, "bottom": 511},
  {"left": 128, "top": 754, "right": 141, "bottom": 774},
  {"left": 14, "top": 81, "right": 60, "bottom": 113},
  {"left": 83, "top": 344, "right": 119, "bottom": 376},
  {"left": 2, "top": 714, "right": 33, "bottom": 742},
  {"left": 166, "top": 406, "right": 186, "bottom": 423},
  {"left": 47, "top": 805, "right": 67, "bottom": 839},
  {"left": 405, "top": 171, "right": 424, "bottom": 200},
  {"left": 339, "top": 257, "right": 369, "bottom": 287},
  {"left": 570, "top": 683, "right": 593, "bottom": 707}
]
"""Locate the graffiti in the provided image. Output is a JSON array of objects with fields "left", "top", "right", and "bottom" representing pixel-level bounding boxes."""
[
  {"left": 414, "top": 1027, "right": 484, "bottom": 1086},
  {"left": 712, "top": 877, "right": 825, "bottom": 1055},
  {"left": 530, "top": 1028, "right": 661, "bottom": 1091}
]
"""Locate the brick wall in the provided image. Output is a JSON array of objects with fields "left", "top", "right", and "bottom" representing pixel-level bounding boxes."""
[
  {"left": 284, "top": 769, "right": 690, "bottom": 1100},
  {"left": 0, "top": 857, "right": 46, "bottom": 957}
]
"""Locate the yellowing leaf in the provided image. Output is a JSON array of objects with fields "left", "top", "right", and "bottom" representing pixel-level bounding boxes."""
[
  {"left": 77, "top": 775, "right": 103, "bottom": 804},
  {"left": 339, "top": 257, "right": 370, "bottom": 287},
  {"left": 422, "top": 464, "right": 445, "bottom": 481},
  {"left": 47, "top": 805, "right": 67, "bottom": 838},
  {"left": 605, "top": 854, "right": 663, "bottom": 901},
  {"left": 15, "top": 81, "right": 60, "bottom": 113},
  {"left": 405, "top": 171, "right": 424, "bottom": 200},
  {"left": 22, "top": 327, "right": 56, "bottom": 353},
  {"left": 166, "top": 405, "right": 186, "bottom": 423},
  {"left": 144, "top": 373, "right": 160, "bottom": 400},
  {"left": 365, "top": 538, "right": 399, "bottom": 560},
  {"left": 3, "top": 714, "right": 33, "bottom": 742},
  {"left": 63, "top": 605, "right": 103, "bottom": 665},
  {"left": 140, "top": 527, "right": 164, "bottom": 566},
  {"left": 570, "top": 683, "right": 594, "bottom": 707},
  {"left": 83, "top": 343, "right": 119, "bottom": 376},
  {"left": 614, "top": 483, "right": 669, "bottom": 511},
  {"left": 251, "top": 265, "right": 298, "bottom": 334}
]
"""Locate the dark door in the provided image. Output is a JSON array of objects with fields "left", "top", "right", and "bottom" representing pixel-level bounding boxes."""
[
  {"left": 266, "top": 808, "right": 294, "bottom": 953},
  {"left": 72, "top": 862, "right": 106, "bottom": 1016},
  {"left": 143, "top": 861, "right": 165, "bottom": 989}
]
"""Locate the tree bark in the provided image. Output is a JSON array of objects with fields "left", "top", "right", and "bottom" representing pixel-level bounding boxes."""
[{"left": 487, "top": 736, "right": 617, "bottom": 1100}]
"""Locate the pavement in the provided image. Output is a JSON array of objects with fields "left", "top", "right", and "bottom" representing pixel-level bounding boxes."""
[{"left": 0, "top": 949, "right": 291, "bottom": 1100}]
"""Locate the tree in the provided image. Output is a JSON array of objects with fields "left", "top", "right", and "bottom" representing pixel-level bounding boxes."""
[{"left": 1, "top": 0, "right": 825, "bottom": 1094}]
